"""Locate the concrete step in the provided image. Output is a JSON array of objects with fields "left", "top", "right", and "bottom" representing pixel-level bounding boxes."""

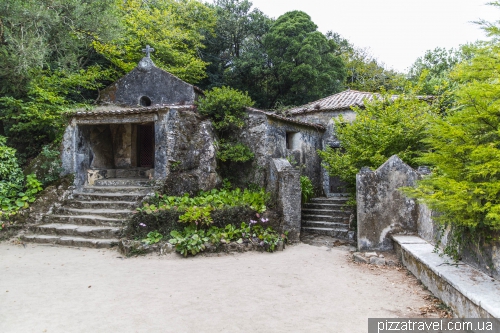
[
  {"left": 32, "top": 223, "right": 121, "bottom": 239},
  {"left": 73, "top": 192, "right": 147, "bottom": 202},
  {"left": 21, "top": 234, "right": 119, "bottom": 248},
  {"left": 55, "top": 207, "right": 133, "bottom": 219},
  {"left": 302, "top": 221, "right": 349, "bottom": 229},
  {"left": 301, "top": 208, "right": 351, "bottom": 216},
  {"left": 301, "top": 214, "right": 348, "bottom": 223},
  {"left": 94, "top": 178, "right": 152, "bottom": 187},
  {"left": 303, "top": 203, "right": 347, "bottom": 210},
  {"left": 81, "top": 186, "right": 152, "bottom": 194},
  {"left": 44, "top": 214, "right": 125, "bottom": 226},
  {"left": 96, "top": 168, "right": 153, "bottom": 179},
  {"left": 301, "top": 227, "right": 349, "bottom": 238},
  {"left": 65, "top": 200, "right": 138, "bottom": 210},
  {"left": 327, "top": 193, "right": 350, "bottom": 198}
]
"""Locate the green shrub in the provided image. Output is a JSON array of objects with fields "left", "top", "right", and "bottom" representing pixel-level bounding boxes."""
[
  {"left": 197, "top": 86, "right": 254, "bottom": 132},
  {"left": 216, "top": 140, "right": 254, "bottom": 163},
  {"left": 142, "top": 230, "right": 164, "bottom": 245},
  {"left": 0, "top": 137, "right": 43, "bottom": 216},
  {"left": 300, "top": 175, "right": 314, "bottom": 204}
]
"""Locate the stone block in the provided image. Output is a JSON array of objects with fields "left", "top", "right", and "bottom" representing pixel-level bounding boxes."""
[
  {"left": 353, "top": 253, "right": 368, "bottom": 263},
  {"left": 369, "top": 256, "right": 386, "bottom": 266}
]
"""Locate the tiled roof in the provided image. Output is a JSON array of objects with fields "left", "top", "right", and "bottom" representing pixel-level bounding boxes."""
[
  {"left": 287, "top": 90, "right": 376, "bottom": 115},
  {"left": 68, "top": 104, "right": 195, "bottom": 117},
  {"left": 246, "top": 107, "right": 326, "bottom": 131}
]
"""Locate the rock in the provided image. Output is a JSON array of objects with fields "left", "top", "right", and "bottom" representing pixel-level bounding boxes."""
[
  {"left": 369, "top": 256, "right": 386, "bottom": 266},
  {"left": 160, "top": 242, "right": 174, "bottom": 254},
  {"left": 387, "top": 259, "right": 398, "bottom": 267},
  {"left": 379, "top": 254, "right": 385, "bottom": 258},
  {"left": 364, "top": 252, "right": 378, "bottom": 258},
  {"left": 353, "top": 253, "right": 368, "bottom": 263},
  {"left": 276, "top": 241, "right": 284, "bottom": 251}
]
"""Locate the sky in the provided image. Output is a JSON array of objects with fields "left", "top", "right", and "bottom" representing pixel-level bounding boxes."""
[{"left": 209, "top": 0, "right": 499, "bottom": 73}]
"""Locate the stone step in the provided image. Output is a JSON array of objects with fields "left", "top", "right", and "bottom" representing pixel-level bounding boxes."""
[
  {"left": 302, "top": 221, "right": 349, "bottom": 229},
  {"left": 65, "top": 200, "right": 138, "bottom": 210},
  {"left": 55, "top": 207, "right": 133, "bottom": 219},
  {"left": 44, "top": 214, "right": 125, "bottom": 227},
  {"left": 301, "top": 214, "right": 349, "bottom": 223},
  {"left": 303, "top": 203, "right": 349, "bottom": 210},
  {"left": 32, "top": 223, "right": 121, "bottom": 239},
  {"left": 21, "top": 234, "right": 119, "bottom": 248},
  {"left": 327, "top": 193, "right": 350, "bottom": 197},
  {"left": 73, "top": 192, "right": 147, "bottom": 202},
  {"left": 81, "top": 186, "right": 152, "bottom": 194},
  {"left": 97, "top": 168, "right": 154, "bottom": 179},
  {"left": 94, "top": 178, "right": 152, "bottom": 187},
  {"left": 310, "top": 197, "right": 349, "bottom": 203},
  {"left": 301, "top": 208, "right": 351, "bottom": 216},
  {"left": 301, "top": 227, "right": 349, "bottom": 238}
]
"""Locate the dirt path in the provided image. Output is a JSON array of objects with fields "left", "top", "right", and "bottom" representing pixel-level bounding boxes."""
[{"left": 0, "top": 242, "right": 435, "bottom": 333}]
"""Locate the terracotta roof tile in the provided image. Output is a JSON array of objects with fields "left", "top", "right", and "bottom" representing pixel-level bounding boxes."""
[
  {"left": 68, "top": 104, "right": 195, "bottom": 117},
  {"left": 246, "top": 107, "right": 326, "bottom": 131},
  {"left": 287, "top": 90, "right": 377, "bottom": 114}
]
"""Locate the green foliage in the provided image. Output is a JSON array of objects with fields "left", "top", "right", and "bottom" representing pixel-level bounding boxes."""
[
  {"left": 37, "top": 146, "right": 63, "bottom": 186},
  {"left": 142, "top": 230, "right": 164, "bottom": 245},
  {"left": 216, "top": 140, "right": 254, "bottom": 163},
  {"left": 0, "top": 137, "right": 43, "bottom": 216},
  {"left": 404, "top": 42, "right": 500, "bottom": 248},
  {"left": 95, "top": 0, "right": 216, "bottom": 84},
  {"left": 300, "top": 176, "right": 314, "bottom": 204},
  {"left": 197, "top": 86, "right": 254, "bottom": 131},
  {"left": 169, "top": 222, "right": 287, "bottom": 256},
  {"left": 178, "top": 206, "right": 214, "bottom": 227},
  {"left": 169, "top": 227, "right": 210, "bottom": 256},
  {"left": 318, "top": 91, "right": 437, "bottom": 194}
]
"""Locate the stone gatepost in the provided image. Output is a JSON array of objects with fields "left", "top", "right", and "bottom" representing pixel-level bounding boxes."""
[
  {"left": 356, "top": 155, "right": 420, "bottom": 251},
  {"left": 267, "top": 158, "right": 301, "bottom": 242}
]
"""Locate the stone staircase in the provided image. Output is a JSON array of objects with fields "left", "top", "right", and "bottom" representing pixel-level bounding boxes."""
[
  {"left": 21, "top": 174, "right": 153, "bottom": 248},
  {"left": 301, "top": 195, "right": 354, "bottom": 239}
]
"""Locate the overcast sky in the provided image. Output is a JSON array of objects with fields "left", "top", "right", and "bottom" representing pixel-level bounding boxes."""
[{"left": 208, "top": 0, "right": 498, "bottom": 73}]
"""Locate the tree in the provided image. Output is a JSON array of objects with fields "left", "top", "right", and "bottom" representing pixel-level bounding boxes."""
[
  {"left": 318, "top": 91, "right": 437, "bottom": 195},
  {"left": 406, "top": 43, "right": 500, "bottom": 234},
  {"left": 199, "top": 0, "right": 273, "bottom": 107},
  {"left": 95, "top": 0, "right": 216, "bottom": 84},
  {"left": 263, "top": 11, "right": 346, "bottom": 108},
  {"left": 343, "top": 46, "right": 405, "bottom": 93}
]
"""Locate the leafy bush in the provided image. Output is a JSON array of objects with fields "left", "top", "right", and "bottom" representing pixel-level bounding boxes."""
[
  {"left": 300, "top": 175, "right": 314, "bottom": 204},
  {"left": 318, "top": 91, "right": 437, "bottom": 195},
  {"left": 38, "top": 146, "right": 63, "bottom": 185},
  {"left": 0, "top": 137, "right": 43, "bottom": 216},
  {"left": 216, "top": 140, "right": 254, "bottom": 163},
  {"left": 142, "top": 231, "right": 163, "bottom": 245},
  {"left": 178, "top": 206, "right": 213, "bottom": 226},
  {"left": 197, "top": 86, "right": 254, "bottom": 131}
]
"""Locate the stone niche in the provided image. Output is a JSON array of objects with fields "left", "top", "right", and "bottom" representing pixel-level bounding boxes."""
[{"left": 81, "top": 123, "right": 142, "bottom": 170}]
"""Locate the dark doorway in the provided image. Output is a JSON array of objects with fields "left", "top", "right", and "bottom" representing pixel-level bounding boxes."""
[
  {"left": 329, "top": 175, "right": 347, "bottom": 193},
  {"left": 137, "top": 123, "right": 154, "bottom": 168}
]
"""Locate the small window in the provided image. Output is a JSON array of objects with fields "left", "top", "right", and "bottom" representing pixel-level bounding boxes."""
[
  {"left": 140, "top": 96, "right": 152, "bottom": 107},
  {"left": 286, "top": 132, "right": 300, "bottom": 150}
]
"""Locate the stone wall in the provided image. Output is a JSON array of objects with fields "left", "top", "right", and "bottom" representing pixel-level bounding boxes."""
[
  {"left": 267, "top": 158, "right": 301, "bottom": 242},
  {"left": 356, "top": 155, "right": 421, "bottom": 251},
  {"left": 234, "top": 110, "right": 324, "bottom": 193},
  {"left": 291, "top": 109, "right": 356, "bottom": 195},
  {"left": 99, "top": 57, "right": 199, "bottom": 107}
]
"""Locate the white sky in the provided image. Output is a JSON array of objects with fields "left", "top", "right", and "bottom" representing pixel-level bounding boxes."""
[{"left": 209, "top": 0, "right": 499, "bottom": 72}]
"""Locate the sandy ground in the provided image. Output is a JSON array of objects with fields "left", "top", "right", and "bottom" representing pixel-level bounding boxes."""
[{"left": 0, "top": 241, "right": 435, "bottom": 333}]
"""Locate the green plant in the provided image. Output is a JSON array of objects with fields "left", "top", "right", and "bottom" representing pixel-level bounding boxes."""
[
  {"left": 318, "top": 90, "right": 437, "bottom": 195},
  {"left": 39, "top": 145, "right": 63, "bottom": 185},
  {"left": 300, "top": 176, "right": 314, "bottom": 204},
  {"left": 178, "top": 206, "right": 213, "bottom": 227},
  {"left": 169, "top": 227, "right": 209, "bottom": 257},
  {"left": 216, "top": 140, "right": 254, "bottom": 163},
  {"left": 197, "top": 86, "right": 254, "bottom": 131},
  {"left": 142, "top": 230, "right": 164, "bottom": 245}
]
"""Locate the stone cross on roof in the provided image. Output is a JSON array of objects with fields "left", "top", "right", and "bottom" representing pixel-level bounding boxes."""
[{"left": 142, "top": 45, "right": 155, "bottom": 58}]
